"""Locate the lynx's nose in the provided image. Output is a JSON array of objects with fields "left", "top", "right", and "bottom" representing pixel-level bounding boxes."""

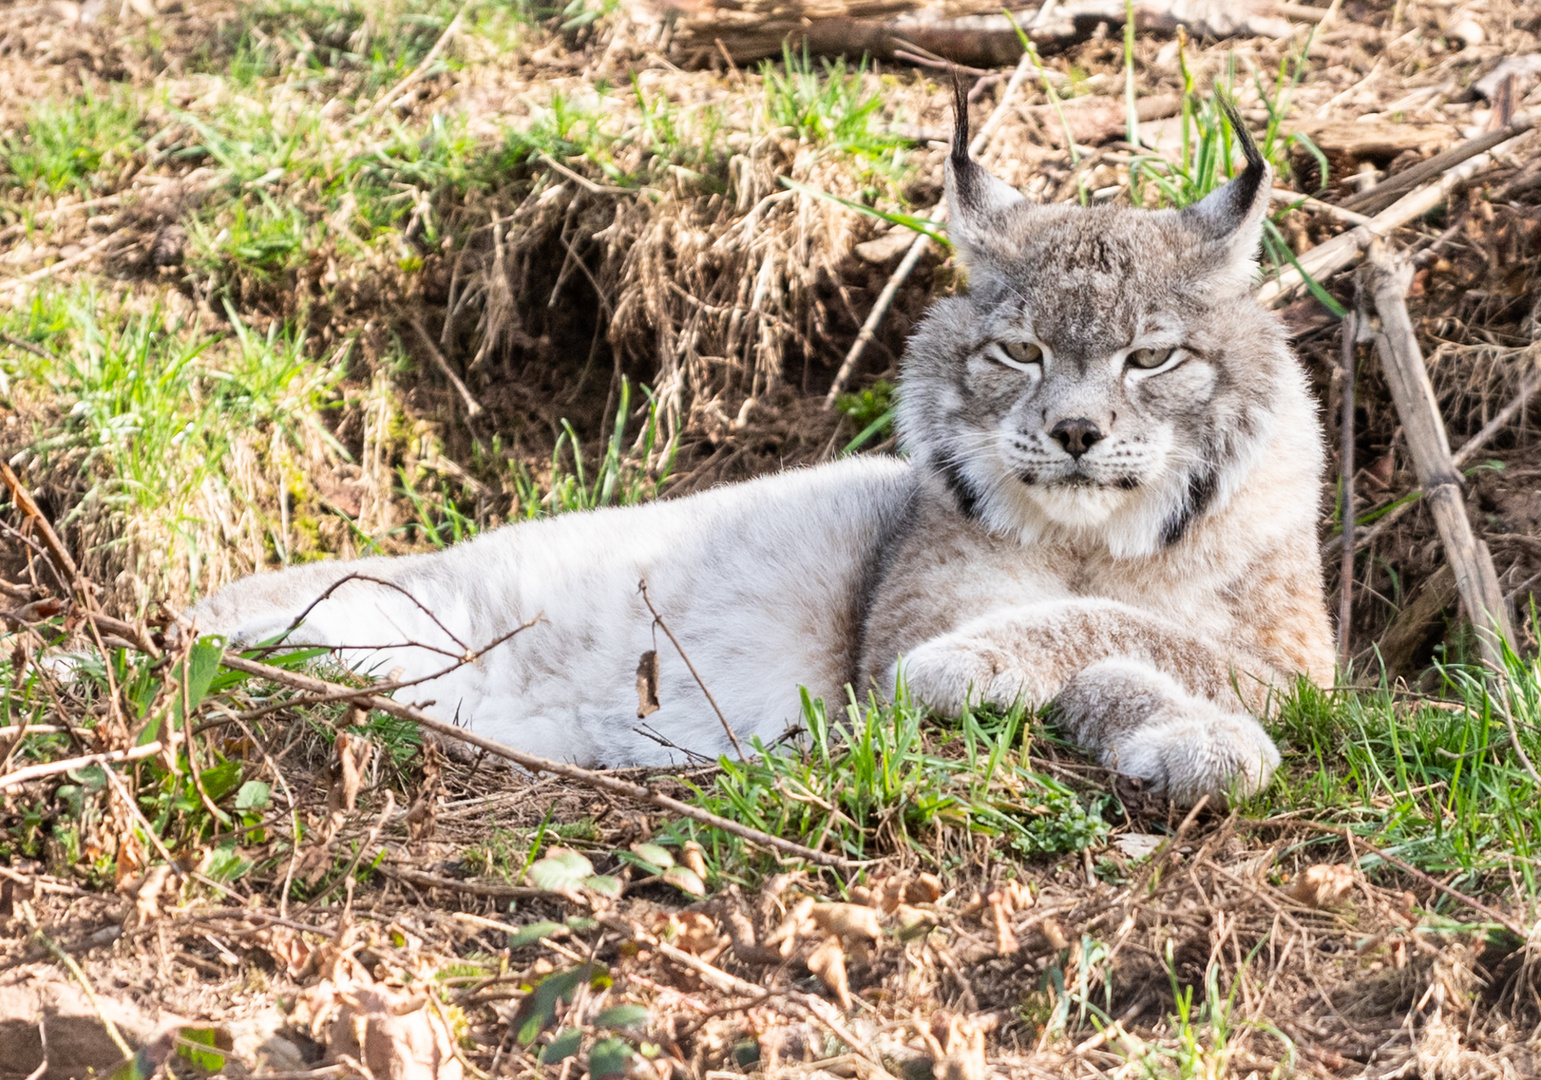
[{"left": 1049, "top": 417, "right": 1104, "bottom": 458}]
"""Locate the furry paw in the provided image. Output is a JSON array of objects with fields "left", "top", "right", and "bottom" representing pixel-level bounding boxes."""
[
  {"left": 895, "top": 635, "right": 1051, "bottom": 716},
  {"left": 1102, "top": 700, "right": 1280, "bottom": 805}
]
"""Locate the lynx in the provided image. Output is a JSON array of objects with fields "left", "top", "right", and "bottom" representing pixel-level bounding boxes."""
[{"left": 192, "top": 92, "right": 1333, "bottom": 803}]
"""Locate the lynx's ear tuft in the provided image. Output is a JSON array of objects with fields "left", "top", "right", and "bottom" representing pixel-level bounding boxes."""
[
  {"left": 1179, "top": 98, "right": 1272, "bottom": 288},
  {"left": 946, "top": 74, "right": 1025, "bottom": 266}
]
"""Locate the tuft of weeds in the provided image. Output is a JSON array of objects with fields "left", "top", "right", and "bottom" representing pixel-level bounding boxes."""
[
  {"left": 1253, "top": 640, "right": 1541, "bottom": 896},
  {"left": 0, "top": 88, "right": 145, "bottom": 196},
  {"left": 665, "top": 685, "right": 1109, "bottom": 878},
  {"left": 762, "top": 45, "right": 909, "bottom": 182}
]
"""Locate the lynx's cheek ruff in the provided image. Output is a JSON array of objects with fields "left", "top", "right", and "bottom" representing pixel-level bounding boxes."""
[{"left": 190, "top": 89, "right": 1333, "bottom": 805}]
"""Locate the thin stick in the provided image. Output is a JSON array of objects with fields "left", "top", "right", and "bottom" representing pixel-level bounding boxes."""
[
  {"left": 0, "top": 743, "right": 162, "bottom": 791},
  {"left": 639, "top": 580, "right": 745, "bottom": 759},
  {"left": 0, "top": 334, "right": 55, "bottom": 361},
  {"left": 350, "top": 2, "right": 469, "bottom": 126},
  {"left": 1268, "top": 188, "right": 1373, "bottom": 227},
  {"left": 823, "top": 51, "right": 1039, "bottom": 407},
  {"left": 21, "top": 904, "right": 132, "bottom": 1057},
  {"left": 411, "top": 319, "right": 484, "bottom": 418},
  {"left": 0, "top": 231, "right": 125, "bottom": 294},
  {"left": 1342, "top": 111, "right": 1537, "bottom": 215},
  {"left": 1337, "top": 311, "right": 1356, "bottom": 670},
  {"left": 214, "top": 652, "right": 857, "bottom": 868}
]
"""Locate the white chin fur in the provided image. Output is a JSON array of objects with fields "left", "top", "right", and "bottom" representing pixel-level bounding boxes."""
[{"left": 971, "top": 462, "right": 1195, "bottom": 559}]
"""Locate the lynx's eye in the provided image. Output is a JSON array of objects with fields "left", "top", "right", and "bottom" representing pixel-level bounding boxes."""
[
  {"left": 1125, "top": 346, "right": 1178, "bottom": 372},
  {"left": 988, "top": 340, "right": 1044, "bottom": 371}
]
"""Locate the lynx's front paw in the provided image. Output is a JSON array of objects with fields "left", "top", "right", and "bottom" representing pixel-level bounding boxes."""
[
  {"left": 895, "top": 635, "right": 1053, "bottom": 717},
  {"left": 1053, "top": 658, "right": 1279, "bottom": 805},
  {"left": 1103, "top": 701, "right": 1280, "bottom": 805}
]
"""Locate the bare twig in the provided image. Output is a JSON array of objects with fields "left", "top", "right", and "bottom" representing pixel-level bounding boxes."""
[
  {"left": 0, "top": 333, "right": 56, "bottom": 361},
  {"left": 639, "top": 579, "right": 745, "bottom": 759},
  {"left": 1338, "top": 311, "right": 1357, "bottom": 670},
  {"left": 1256, "top": 119, "right": 1534, "bottom": 307},
  {"left": 1325, "top": 359, "right": 1541, "bottom": 557},
  {"left": 0, "top": 743, "right": 162, "bottom": 791},
  {"left": 214, "top": 652, "right": 858, "bottom": 868},
  {"left": 21, "top": 904, "right": 133, "bottom": 1058},
  {"left": 350, "top": 2, "right": 469, "bottom": 126},
  {"left": 1342, "top": 112, "right": 1537, "bottom": 215},
  {"left": 0, "top": 231, "right": 127, "bottom": 294},
  {"left": 411, "top": 318, "right": 485, "bottom": 419}
]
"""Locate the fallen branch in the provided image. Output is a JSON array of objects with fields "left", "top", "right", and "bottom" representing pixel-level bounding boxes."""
[
  {"left": 1255, "top": 120, "right": 1534, "bottom": 308},
  {"left": 1337, "top": 312, "right": 1357, "bottom": 669},
  {"left": 216, "top": 652, "right": 859, "bottom": 869},
  {"left": 1342, "top": 111, "right": 1537, "bottom": 216},
  {"left": 1364, "top": 241, "right": 1512, "bottom": 666}
]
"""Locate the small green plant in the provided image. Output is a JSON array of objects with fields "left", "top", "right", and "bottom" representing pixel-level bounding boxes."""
[
  {"left": 513, "top": 378, "right": 677, "bottom": 518},
  {"left": 665, "top": 685, "right": 1108, "bottom": 874},
  {"left": 761, "top": 45, "right": 908, "bottom": 179},
  {"left": 0, "top": 88, "right": 145, "bottom": 194},
  {"left": 835, "top": 379, "right": 897, "bottom": 453}
]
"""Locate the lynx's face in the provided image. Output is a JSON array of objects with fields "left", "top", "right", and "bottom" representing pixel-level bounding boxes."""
[{"left": 899, "top": 103, "right": 1294, "bottom": 558}]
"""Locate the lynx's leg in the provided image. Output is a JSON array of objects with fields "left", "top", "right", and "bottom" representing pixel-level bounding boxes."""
[
  {"left": 1052, "top": 658, "right": 1279, "bottom": 802},
  {"left": 890, "top": 599, "right": 1281, "bottom": 802},
  {"left": 893, "top": 599, "right": 1256, "bottom": 716}
]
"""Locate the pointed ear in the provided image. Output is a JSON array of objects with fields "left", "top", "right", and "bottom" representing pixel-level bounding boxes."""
[
  {"left": 945, "top": 75, "right": 1024, "bottom": 266},
  {"left": 1179, "top": 98, "right": 1273, "bottom": 287}
]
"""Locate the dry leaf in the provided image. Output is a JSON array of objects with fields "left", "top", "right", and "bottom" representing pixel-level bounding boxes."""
[
  {"left": 762, "top": 896, "right": 814, "bottom": 951},
  {"left": 809, "top": 902, "right": 882, "bottom": 943},
  {"left": 662, "top": 912, "right": 726, "bottom": 959},
  {"left": 129, "top": 864, "right": 178, "bottom": 927},
  {"left": 1040, "top": 918, "right": 1069, "bottom": 952},
  {"left": 805, "top": 935, "right": 851, "bottom": 1010},
  {"left": 308, "top": 981, "right": 463, "bottom": 1080},
  {"left": 406, "top": 739, "right": 441, "bottom": 841},
  {"left": 933, "top": 1014, "right": 988, "bottom": 1080},
  {"left": 636, "top": 650, "right": 660, "bottom": 718},
  {"left": 334, "top": 731, "right": 372, "bottom": 815},
  {"left": 680, "top": 841, "right": 708, "bottom": 880},
  {"left": 986, "top": 893, "right": 1018, "bottom": 956},
  {"left": 906, "top": 873, "right": 943, "bottom": 904},
  {"left": 1291, "top": 864, "right": 1357, "bottom": 909}
]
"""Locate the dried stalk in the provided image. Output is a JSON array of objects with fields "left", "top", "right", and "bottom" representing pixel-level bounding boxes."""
[
  {"left": 1364, "top": 241, "right": 1512, "bottom": 666},
  {"left": 0, "top": 743, "right": 163, "bottom": 791},
  {"left": 1256, "top": 120, "right": 1534, "bottom": 308},
  {"left": 1338, "top": 312, "right": 1356, "bottom": 670}
]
